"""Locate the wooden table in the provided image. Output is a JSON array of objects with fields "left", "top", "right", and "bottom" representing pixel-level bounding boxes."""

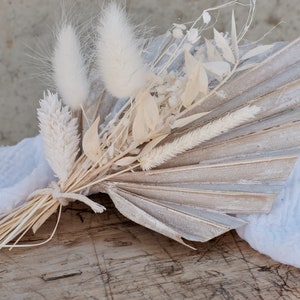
[{"left": 1, "top": 195, "right": 299, "bottom": 299}]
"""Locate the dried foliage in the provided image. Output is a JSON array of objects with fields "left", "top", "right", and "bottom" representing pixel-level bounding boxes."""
[{"left": 1, "top": 1, "right": 299, "bottom": 249}]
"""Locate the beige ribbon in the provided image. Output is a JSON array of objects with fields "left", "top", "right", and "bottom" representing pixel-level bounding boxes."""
[{"left": 27, "top": 182, "right": 106, "bottom": 214}]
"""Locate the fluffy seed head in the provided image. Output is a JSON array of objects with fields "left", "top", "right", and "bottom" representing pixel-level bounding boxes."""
[
  {"left": 38, "top": 91, "right": 80, "bottom": 181},
  {"left": 52, "top": 24, "right": 89, "bottom": 110},
  {"left": 97, "top": 2, "right": 147, "bottom": 99},
  {"left": 140, "top": 105, "right": 260, "bottom": 170}
]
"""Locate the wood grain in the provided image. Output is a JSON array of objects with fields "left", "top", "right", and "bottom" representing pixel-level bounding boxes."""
[{"left": 0, "top": 195, "right": 300, "bottom": 300}]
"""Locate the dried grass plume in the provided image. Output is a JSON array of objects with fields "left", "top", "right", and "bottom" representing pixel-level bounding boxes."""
[
  {"left": 96, "top": 2, "right": 148, "bottom": 98},
  {"left": 140, "top": 106, "right": 260, "bottom": 170},
  {"left": 37, "top": 91, "right": 80, "bottom": 181},
  {"left": 52, "top": 24, "right": 89, "bottom": 110}
]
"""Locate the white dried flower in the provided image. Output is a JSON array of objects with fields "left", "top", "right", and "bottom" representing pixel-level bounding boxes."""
[
  {"left": 97, "top": 2, "right": 148, "bottom": 99},
  {"left": 52, "top": 24, "right": 89, "bottom": 110},
  {"left": 172, "top": 28, "right": 184, "bottom": 39},
  {"left": 202, "top": 11, "right": 211, "bottom": 24},
  {"left": 187, "top": 28, "right": 200, "bottom": 44},
  {"left": 38, "top": 91, "right": 80, "bottom": 181}
]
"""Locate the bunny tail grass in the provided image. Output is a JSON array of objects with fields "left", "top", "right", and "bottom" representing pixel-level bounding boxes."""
[
  {"left": 96, "top": 2, "right": 148, "bottom": 99},
  {"left": 38, "top": 91, "right": 80, "bottom": 182},
  {"left": 52, "top": 23, "right": 89, "bottom": 110}
]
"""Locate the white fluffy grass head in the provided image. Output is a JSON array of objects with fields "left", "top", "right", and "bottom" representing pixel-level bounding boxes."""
[
  {"left": 52, "top": 23, "right": 89, "bottom": 110},
  {"left": 96, "top": 2, "right": 148, "bottom": 99},
  {"left": 38, "top": 91, "right": 80, "bottom": 181}
]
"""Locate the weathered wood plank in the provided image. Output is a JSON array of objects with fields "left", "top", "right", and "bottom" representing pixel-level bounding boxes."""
[{"left": 0, "top": 197, "right": 300, "bottom": 300}]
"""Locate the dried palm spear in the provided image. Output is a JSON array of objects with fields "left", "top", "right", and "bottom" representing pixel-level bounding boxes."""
[{"left": 1, "top": 2, "right": 300, "bottom": 250}]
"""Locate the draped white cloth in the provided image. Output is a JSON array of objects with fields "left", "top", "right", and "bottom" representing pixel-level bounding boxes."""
[
  {"left": 0, "top": 135, "right": 54, "bottom": 214},
  {"left": 237, "top": 158, "right": 300, "bottom": 267}
]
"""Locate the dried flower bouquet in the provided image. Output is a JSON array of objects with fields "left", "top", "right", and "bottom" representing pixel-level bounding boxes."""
[{"left": 1, "top": 1, "right": 300, "bottom": 250}]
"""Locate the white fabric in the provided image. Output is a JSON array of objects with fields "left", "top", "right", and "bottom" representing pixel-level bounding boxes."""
[
  {"left": 237, "top": 158, "right": 300, "bottom": 267},
  {"left": 0, "top": 135, "right": 54, "bottom": 214}
]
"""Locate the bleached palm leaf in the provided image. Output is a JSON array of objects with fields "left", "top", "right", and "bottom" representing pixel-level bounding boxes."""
[
  {"left": 89, "top": 38, "right": 300, "bottom": 244},
  {"left": 107, "top": 187, "right": 246, "bottom": 245}
]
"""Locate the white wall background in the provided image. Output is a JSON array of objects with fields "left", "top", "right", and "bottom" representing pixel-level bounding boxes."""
[{"left": 1, "top": 0, "right": 299, "bottom": 145}]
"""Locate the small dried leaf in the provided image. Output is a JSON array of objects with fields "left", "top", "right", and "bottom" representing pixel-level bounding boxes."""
[
  {"left": 241, "top": 44, "right": 274, "bottom": 61},
  {"left": 143, "top": 93, "right": 160, "bottom": 131},
  {"left": 184, "top": 50, "right": 198, "bottom": 75},
  {"left": 132, "top": 91, "right": 161, "bottom": 144},
  {"left": 182, "top": 63, "right": 201, "bottom": 108},
  {"left": 205, "top": 38, "right": 223, "bottom": 61},
  {"left": 114, "top": 156, "right": 138, "bottom": 166},
  {"left": 199, "top": 63, "right": 209, "bottom": 95},
  {"left": 213, "top": 28, "right": 235, "bottom": 64},
  {"left": 132, "top": 103, "right": 148, "bottom": 144},
  {"left": 82, "top": 116, "right": 101, "bottom": 162},
  {"left": 182, "top": 52, "right": 208, "bottom": 107},
  {"left": 204, "top": 61, "right": 231, "bottom": 80},
  {"left": 171, "top": 112, "right": 209, "bottom": 129}
]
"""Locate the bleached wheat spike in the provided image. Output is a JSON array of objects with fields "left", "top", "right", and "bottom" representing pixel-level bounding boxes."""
[
  {"left": 52, "top": 24, "right": 89, "bottom": 110},
  {"left": 96, "top": 2, "right": 147, "bottom": 98},
  {"left": 37, "top": 91, "right": 80, "bottom": 181},
  {"left": 140, "top": 105, "right": 260, "bottom": 170}
]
